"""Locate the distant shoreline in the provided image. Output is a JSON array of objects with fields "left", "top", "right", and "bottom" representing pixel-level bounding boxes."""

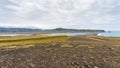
[{"left": 0, "top": 32, "right": 104, "bottom": 37}]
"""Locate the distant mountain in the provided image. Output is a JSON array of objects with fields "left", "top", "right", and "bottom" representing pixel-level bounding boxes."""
[
  {"left": 43, "top": 28, "right": 105, "bottom": 33},
  {"left": 0, "top": 27, "right": 42, "bottom": 32},
  {"left": 0, "top": 27, "right": 105, "bottom": 33}
]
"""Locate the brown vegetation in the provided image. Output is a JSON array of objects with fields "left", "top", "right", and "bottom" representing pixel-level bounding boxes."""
[{"left": 0, "top": 35, "right": 120, "bottom": 68}]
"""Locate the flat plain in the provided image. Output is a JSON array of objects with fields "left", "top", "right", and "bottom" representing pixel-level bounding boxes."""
[{"left": 0, "top": 35, "right": 120, "bottom": 68}]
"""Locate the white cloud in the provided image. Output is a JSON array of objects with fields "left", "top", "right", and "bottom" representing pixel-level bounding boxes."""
[
  {"left": 8, "top": 0, "right": 96, "bottom": 14},
  {"left": 0, "top": 0, "right": 120, "bottom": 29}
]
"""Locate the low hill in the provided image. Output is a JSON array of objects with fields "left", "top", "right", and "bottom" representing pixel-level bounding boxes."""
[
  {"left": 43, "top": 28, "right": 105, "bottom": 33},
  {"left": 0, "top": 27, "right": 105, "bottom": 33},
  {"left": 0, "top": 27, "right": 41, "bottom": 32}
]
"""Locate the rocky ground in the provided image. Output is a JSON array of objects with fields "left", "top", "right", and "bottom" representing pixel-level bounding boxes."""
[{"left": 0, "top": 36, "right": 120, "bottom": 68}]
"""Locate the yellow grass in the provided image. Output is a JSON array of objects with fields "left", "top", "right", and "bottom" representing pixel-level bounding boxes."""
[
  {"left": 0, "top": 35, "right": 120, "bottom": 51},
  {"left": 0, "top": 36, "right": 68, "bottom": 50}
]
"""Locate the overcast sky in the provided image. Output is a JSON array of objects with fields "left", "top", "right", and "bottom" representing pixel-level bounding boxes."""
[{"left": 0, "top": 0, "right": 120, "bottom": 30}]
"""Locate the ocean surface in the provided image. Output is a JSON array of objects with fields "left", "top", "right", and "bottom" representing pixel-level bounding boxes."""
[
  {"left": 45, "top": 31, "right": 120, "bottom": 37},
  {"left": 0, "top": 34, "right": 31, "bottom": 36},
  {"left": 44, "top": 33, "right": 88, "bottom": 36},
  {"left": 0, "top": 31, "right": 120, "bottom": 37},
  {"left": 99, "top": 31, "right": 120, "bottom": 37}
]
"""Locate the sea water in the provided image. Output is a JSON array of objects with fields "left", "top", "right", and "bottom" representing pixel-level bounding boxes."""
[
  {"left": 99, "top": 31, "right": 120, "bottom": 37},
  {"left": 44, "top": 33, "right": 88, "bottom": 36},
  {"left": 0, "top": 34, "right": 31, "bottom": 36},
  {"left": 0, "top": 31, "right": 120, "bottom": 37}
]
